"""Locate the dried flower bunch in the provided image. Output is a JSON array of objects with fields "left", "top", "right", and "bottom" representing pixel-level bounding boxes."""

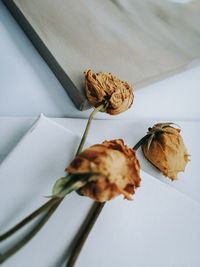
[
  {"left": 67, "top": 139, "right": 141, "bottom": 202},
  {"left": 141, "top": 123, "right": 190, "bottom": 180},
  {"left": 0, "top": 68, "right": 190, "bottom": 267},
  {"left": 0, "top": 69, "right": 135, "bottom": 264},
  {"left": 84, "top": 69, "right": 134, "bottom": 115}
]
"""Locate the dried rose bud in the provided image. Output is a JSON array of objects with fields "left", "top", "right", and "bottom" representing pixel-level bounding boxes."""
[
  {"left": 142, "top": 123, "right": 190, "bottom": 181},
  {"left": 84, "top": 69, "right": 134, "bottom": 115},
  {"left": 66, "top": 139, "right": 141, "bottom": 202}
]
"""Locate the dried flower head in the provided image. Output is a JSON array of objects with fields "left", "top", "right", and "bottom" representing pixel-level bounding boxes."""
[
  {"left": 142, "top": 123, "right": 190, "bottom": 181},
  {"left": 66, "top": 139, "right": 141, "bottom": 202},
  {"left": 84, "top": 69, "right": 134, "bottom": 115}
]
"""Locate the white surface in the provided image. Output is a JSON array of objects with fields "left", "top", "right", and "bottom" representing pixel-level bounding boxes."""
[
  {"left": 0, "top": 0, "right": 200, "bottom": 120},
  {"left": 1, "top": 116, "right": 200, "bottom": 267},
  {"left": 0, "top": 117, "right": 199, "bottom": 204},
  {"left": 77, "top": 175, "right": 200, "bottom": 267}
]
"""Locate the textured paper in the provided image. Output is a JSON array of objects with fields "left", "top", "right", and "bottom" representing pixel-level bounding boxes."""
[{"left": 4, "top": 0, "right": 200, "bottom": 109}]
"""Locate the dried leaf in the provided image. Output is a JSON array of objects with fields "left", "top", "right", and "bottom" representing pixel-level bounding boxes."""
[
  {"left": 154, "top": 122, "right": 174, "bottom": 128},
  {"left": 52, "top": 174, "right": 73, "bottom": 196}
]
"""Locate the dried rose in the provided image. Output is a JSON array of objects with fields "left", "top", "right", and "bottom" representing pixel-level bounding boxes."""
[
  {"left": 66, "top": 139, "right": 141, "bottom": 202},
  {"left": 141, "top": 123, "right": 190, "bottom": 181},
  {"left": 84, "top": 69, "right": 134, "bottom": 115}
]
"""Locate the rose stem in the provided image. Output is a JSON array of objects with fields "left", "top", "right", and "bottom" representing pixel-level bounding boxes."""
[
  {"left": 132, "top": 134, "right": 149, "bottom": 151},
  {"left": 0, "top": 105, "right": 104, "bottom": 242},
  {"left": 0, "top": 104, "right": 104, "bottom": 262},
  {"left": 66, "top": 142, "right": 142, "bottom": 267},
  {"left": 66, "top": 202, "right": 105, "bottom": 267},
  {"left": 76, "top": 103, "right": 105, "bottom": 155},
  {"left": 0, "top": 197, "right": 61, "bottom": 242},
  {"left": 0, "top": 202, "right": 60, "bottom": 264}
]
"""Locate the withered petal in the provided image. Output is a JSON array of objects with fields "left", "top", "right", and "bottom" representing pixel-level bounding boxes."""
[
  {"left": 142, "top": 126, "right": 189, "bottom": 180},
  {"left": 67, "top": 139, "right": 141, "bottom": 202},
  {"left": 84, "top": 69, "right": 134, "bottom": 115}
]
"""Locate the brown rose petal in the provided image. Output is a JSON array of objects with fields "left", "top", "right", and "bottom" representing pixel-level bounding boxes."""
[
  {"left": 84, "top": 69, "right": 134, "bottom": 115},
  {"left": 66, "top": 139, "right": 141, "bottom": 202},
  {"left": 142, "top": 126, "right": 190, "bottom": 180}
]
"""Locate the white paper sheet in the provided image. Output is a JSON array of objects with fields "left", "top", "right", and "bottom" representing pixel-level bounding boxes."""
[
  {"left": 0, "top": 115, "right": 200, "bottom": 267},
  {"left": 76, "top": 174, "right": 200, "bottom": 267},
  {"left": 0, "top": 117, "right": 199, "bottom": 202},
  {"left": 0, "top": 115, "right": 93, "bottom": 267}
]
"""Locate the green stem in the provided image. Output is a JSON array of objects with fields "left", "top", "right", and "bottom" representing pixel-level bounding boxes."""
[
  {"left": 0, "top": 202, "right": 60, "bottom": 264},
  {"left": 132, "top": 134, "right": 149, "bottom": 150},
  {"left": 76, "top": 104, "right": 104, "bottom": 156},
  {"left": 0, "top": 197, "right": 61, "bottom": 242},
  {"left": 66, "top": 202, "right": 105, "bottom": 267}
]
